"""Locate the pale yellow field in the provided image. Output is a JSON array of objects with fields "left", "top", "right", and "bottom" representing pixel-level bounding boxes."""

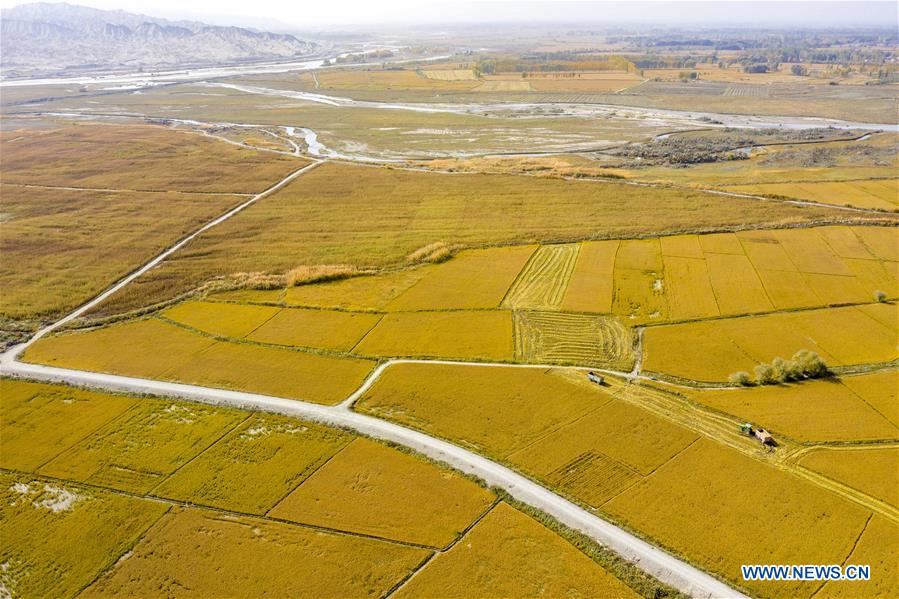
[
  {"left": 817, "top": 517, "right": 899, "bottom": 598},
  {"left": 560, "top": 240, "right": 618, "bottom": 313},
  {"left": 82, "top": 507, "right": 430, "bottom": 598},
  {"left": 0, "top": 379, "right": 137, "bottom": 472},
  {"left": 40, "top": 400, "right": 246, "bottom": 493},
  {"left": 508, "top": 399, "right": 699, "bottom": 508},
  {"left": 270, "top": 438, "right": 494, "bottom": 548},
  {"left": 642, "top": 304, "right": 898, "bottom": 382},
  {"left": 604, "top": 439, "right": 873, "bottom": 599},
  {"left": 387, "top": 246, "right": 536, "bottom": 310},
  {"left": 247, "top": 307, "right": 382, "bottom": 350},
  {"left": 513, "top": 310, "right": 634, "bottom": 369},
  {"left": 663, "top": 255, "right": 720, "bottom": 320},
  {"left": 354, "top": 310, "right": 513, "bottom": 360},
  {"left": 357, "top": 364, "right": 610, "bottom": 457},
  {"left": 161, "top": 300, "right": 279, "bottom": 338},
  {"left": 25, "top": 318, "right": 375, "bottom": 403},
  {"left": 689, "top": 375, "right": 899, "bottom": 442},
  {"left": 1, "top": 472, "right": 169, "bottom": 599},
  {"left": 728, "top": 179, "right": 899, "bottom": 211},
  {"left": 799, "top": 447, "right": 899, "bottom": 507},
  {"left": 154, "top": 414, "right": 351, "bottom": 513},
  {"left": 394, "top": 502, "right": 638, "bottom": 598},
  {"left": 502, "top": 243, "right": 579, "bottom": 309},
  {"left": 476, "top": 79, "right": 533, "bottom": 91},
  {"left": 422, "top": 69, "right": 478, "bottom": 81}
]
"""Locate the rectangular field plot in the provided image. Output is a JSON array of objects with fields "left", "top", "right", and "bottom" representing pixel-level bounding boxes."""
[
  {"left": 604, "top": 439, "right": 872, "bottom": 599},
  {"left": 154, "top": 414, "right": 351, "bottom": 513},
  {"left": 354, "top": 310, "right": 513, "bottom": 361},
  {"left": 247, "top": 307, "right": 382, "bottom": 351},
  {"left": 502, "top": 244, "right": 578, "bottom": 309},
  {"left": 0, "top": 379, "right": 137, "bottom": 472},
  {"left": 81, "top": 508, "right": 429, "bottom": 598},
  {"left": 284, "top": 268, "right": 433, "bottom": 310},
  {"left": 840, "top": 370, "right": 898, "bottom": 427},
  {"left": 356, "top": 364, "right": 611, "bottom": 457},
  {"left": 513, "top": 311, "right": 634, "bottom": 369},
  {"left": 394, "top": 502, "right": 638, "bottom": 599},
  {"left": 388, "top": 246, "right": 536, "bottom": 310},
  {"left": 25, "top": 318, "right": 375, "bottom": 404},
  {"left": 642, "top": 304, "right": 898, "bottom": 382},
  {"left": 162, "top": 300, "right": 279, "bottom": 338},
  {"left": 270, "top": 438, "right": 495, "bottom": 548},
  {"left": 799, "top": 447, "right": 899, "bottom": 507},
  {"left": 40, "top": 400, "right": 246, "bottom": 493},
  {"left": 1, "top": 473, "right": 169, "bottom": 599},
  {"left": 817, "top": 517, "right": 899, "bottom": 599},
  {"left": 662, "top": 256, "right": 720, "bottom": 320},
  {"left": 706, "top": 253, "right": 773, "bottom": 315},
  {"left": 560, "top": 240, "right": 618, "bottom": 313},
  {"left": 728, "top": 179, "right": 899, "bottom": 212},
  {"left": 689, "top": 377, "right": 899, "bottom": 442}
]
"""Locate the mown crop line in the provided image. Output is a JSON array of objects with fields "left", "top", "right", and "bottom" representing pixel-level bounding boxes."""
[{"left": 0, "top": 466, "right": 446, "bottom": 551}]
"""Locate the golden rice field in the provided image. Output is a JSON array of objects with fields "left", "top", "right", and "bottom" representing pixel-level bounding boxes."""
[
  {"left": 85, "top": 161, "right": 844, "bottom": 318},
  {"left": 356, "top": 363, "right": 611, "bottom": 457},
  {"left": 24, "top": 317, "right": 375, "bottom": 403},
  {"left": 0, "top": 472, "right": 169, "bottom": 599},
  {"left": 394, "top": 502, "right": 639, "bottom": 598},
  {"left": 502, "top": 243, "right": 579, "bottom": 309},
  {"left": 40, "top": 400, "right": 246, "bottom": 493},
  {"left": 269, "top": 438, "right": 495, "bottom": 548},
  {"left": 728, "top": 179, "right": 899, "bottom": 212},
  {"left": 513, "top": 310, "right": 634, "bottom": 369},
  {"left": 162, "top": 300, "right": 281, "bottom": 338},
  {"left": 688, "top": 371, "right": 899, "bottom": 442},
  {"left": 642, "top": 303, "right": 898, "bottom": 382},
  {"left": 354, "top": 310, "right": 514, "bottom": 361},
  {"left": 81, "top": 507, "right": 430, "bottom": 598},
  {"left": 604, "top": 439, "right": 875, "bottom": 599},
  {"left": 153, "top": 414, "right": 351, "bottom": 513},
  {"left": 560, "top": 240, "right": 618, "bottom": 313},
  {"left": 798, "top": 446, "right": 899, "bottom": 507},
  {"left": 816, "top": 516, "right": 899, "bottom": 599}
]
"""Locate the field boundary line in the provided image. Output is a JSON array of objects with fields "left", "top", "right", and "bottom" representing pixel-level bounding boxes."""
[
  {"left": 0, "top": 182, "right": 256, "bottom": 196},
  {"left": 808, "top": 513, "right": 873, "bottom": 599}
]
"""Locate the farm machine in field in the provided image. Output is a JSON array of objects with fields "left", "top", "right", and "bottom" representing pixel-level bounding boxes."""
[{"left": 740, "top": 423, "right": 775, "bottom": 446}]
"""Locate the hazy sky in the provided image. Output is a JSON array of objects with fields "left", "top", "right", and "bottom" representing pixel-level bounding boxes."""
[{"left": 1, "top": 0, "right": 895, "bottom": 29}]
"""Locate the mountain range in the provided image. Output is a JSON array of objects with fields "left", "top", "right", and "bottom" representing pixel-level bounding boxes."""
[{"left": 1, "top": 2, "right": 318, "bottom": 77}]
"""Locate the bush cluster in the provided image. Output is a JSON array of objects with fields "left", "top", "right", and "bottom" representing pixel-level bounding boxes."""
[{"left": 729, "top": 350, "right": 829, "bottom": 386}]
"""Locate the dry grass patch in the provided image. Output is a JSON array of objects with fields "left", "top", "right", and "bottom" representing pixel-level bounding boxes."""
[
  {"left": 356, "top": 364, "right": 611, "bottom": 457},
  {"left": 40, "top": 400, "right": 245, "bottom": 493},
  {"left": 394, "top": 502, "right": 638, "bottom": 599},
  {"left": 502, "top": 244, "right": 579, "bottom": 309},
  {"left": 561, "top": 240, "right": 618, "bottom": 313},
  {"left": 0, "top": 379, "right": 137, "bottom": 472},
  {"left": 513, "top": 311, "right": 634, "bottom": 369},
  {"left": 354, "top": 310, "right": 513, "bottom": 361},
  {"left": 154, "top": 414, "right": 351, "bottom": 513},
  {"left": 604, "top": 439, "right": 872, "bottom": 599},
  {"left": 688, "top": 377, "right": 899, "bottom": 442},
  {"left": 162, "top": 300, "right": 280, "bottom": 338},
  {"left": 270, "top": 438, "right": 495, "bottom": 548},
  {"left": 82, "top": 507, "right": 429, "bottom": 598},
  {"left": 799, "top": 447, "right": 899, "bottom": 507},
  {"left": 0, "top": 473, "right": 169, "bottom": 599},
  {"left": 248, "top": 307, "right": 382, "bottom": 351}
]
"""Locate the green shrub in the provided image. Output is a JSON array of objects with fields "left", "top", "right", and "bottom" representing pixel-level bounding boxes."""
[
  {"left": 754, "top": 363, "right": 778, "bottom": 385},
  {"left": 728, "top": 371, "right": 752, "bottom": 386},
  {"left": 874, "top": 290, "right": 888, "bottom": 302}
]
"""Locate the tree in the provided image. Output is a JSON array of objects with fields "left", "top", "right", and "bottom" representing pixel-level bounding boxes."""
[
  {"left": 754, "top": 363, "right": 778, "bottom": 385},
  {"left": 791, "top": 64, "right": 809, "bottom": 76},
  {"left": 729, "top": 371, "right": 752, "bottom": 386},
  {"left": 874, "top": 290, "right": 888, "bottom": 302}
]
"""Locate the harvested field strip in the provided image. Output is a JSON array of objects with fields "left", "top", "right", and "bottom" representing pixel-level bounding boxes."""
[
  {"left": 81, "top": 507, "right": 430, "bottom": 598},
  {"left": 269, "top": 438, "right": 495, "bottom": 548},
  {"left": 24, "top": 318, "right": 375, "bottom": 404},
  {"left": 544, "top": 451, "right": 643, "bottom": 507},
  {"left": 561, "top": 240, "right": 618, "bottom": 313},
  {"left": 393, "top": 502, "right": 639, "bottom": 598},
  {"left": 503, "top": 244, "right": 579, "bottom": 309},
  {"left": 604, "top": 439, "right": 873, "bottom": 599},
  {"left": 513, "top": 310, "right": 634, "bottom": 369},
  {"left": 798, "top": 447, "right": 899, "bottom": 508},
  {"left": 354, "top": 310, "right": 513, "bottom": 361}
]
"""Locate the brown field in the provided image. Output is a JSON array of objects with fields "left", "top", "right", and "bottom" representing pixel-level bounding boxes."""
[
  {"left": 82, "top": 507, "right": 430, "bottom": 598},
  {"left": 799, "top": 447, "right": 899, "bottom": 507},
  {"left": 24, "top": 317, "right": 375, "bottom": 403},
  {"left": 0, "top": 378, "right": 137, "bottom": 472},
  {"left": 604, "top": 439, "right": 874, "bottom": 599},
  {"left": 642, "top": 303, "right": 898, "bottom": 382},
  {"left": 354, "top": 310, "right": 513, "bottom": 360},
  {"left": 687, "top": 374, "right": 899, "bottom": 442},
  {"left": 153, "top": 414, "right": 351, "bottom": 513},
  {"left": 394, "top": 502, "right": 638, "bottom": 598},
  {"left": 356, "top": 363, "right": 611, "bottom": 457},
  {"left": 269, "top": 438, "right": 495, "bottom": 548},
  {"left": 728, "top": 179, "right": 899, "bottom": 212},
  {"left": 84, "top": 162, "right": 845, "bottom": 318},
  {"left": 1, "top": 472, "right": 169, "bottom": 599}
]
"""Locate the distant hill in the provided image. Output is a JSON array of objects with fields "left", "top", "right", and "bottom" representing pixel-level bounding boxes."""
[{"left": 1, "top": 2, "right": 317, "bottom": 77}]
